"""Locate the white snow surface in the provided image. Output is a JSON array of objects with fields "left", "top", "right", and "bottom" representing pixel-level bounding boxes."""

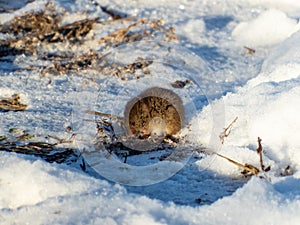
[
  {"left": 232, "top": 9, "right": 300, "bottom": 47},
  {"left": 1, "top": 0, "right": 300, "bottom": 224}
]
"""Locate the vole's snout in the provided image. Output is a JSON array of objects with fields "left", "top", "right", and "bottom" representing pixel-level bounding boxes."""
[{"left": 148, "top": 117, "right": 166, "bottom": 137}]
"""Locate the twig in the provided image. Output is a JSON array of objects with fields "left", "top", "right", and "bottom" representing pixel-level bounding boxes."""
[
  {"left": 244, "top": 46, "right": 256, "bottom": 54},
  {"left": 256, "top": 137, "right": 271, "bottom": 172},
  {"left": 256, "top": 137, "right": 264, "bottom": 170},
  {"left": 47, "top": 133, "right": 77, "bottom": 144},
  {"left": 219, "top": 116, "right": 238, "bottom": 144}
]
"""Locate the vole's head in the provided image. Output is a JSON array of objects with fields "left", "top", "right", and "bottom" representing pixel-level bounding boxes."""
[
  {"left": 148, "top": 117, "right": 166, "bottom": 137},
  {"left": 124, "top": 87, "right": 184, "bottom": 138}
]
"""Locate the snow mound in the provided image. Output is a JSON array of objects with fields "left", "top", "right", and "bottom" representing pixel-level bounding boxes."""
[
  {"left": 1, "top": 152, "right": 300, "bottom": 225},
  {"left": 191, "top": 28, "right": 300, "bottom": 175},
  {"left": 232, "top": 9, "right": 300, "bottom": 47},
  {"left": 207, "top": 177, "right": 300, "bottom": 225},
  {"left": 175, "top": 18, "right": 206, "bottom": 44},
  {"left": 0, "top": 152, "right": 111, "bottom": 209},
  {"left": 261, "top": 29, "right": 300, "bottom": 74},
  {"left": 196, "top": 146, "right": 277, "bottom": 177}
]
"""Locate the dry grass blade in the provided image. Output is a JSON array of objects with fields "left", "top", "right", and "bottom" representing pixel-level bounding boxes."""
[
  {"left": 0, "top": 94, "right": 27, "bottom": 112},
  {"left": 213, "top": 151, "right": 259, "bottom": 176},
  {"left": 47, "top": 133, "right": 77, "bottom": 144},
  {"left": 85, "top": 110, "right": 121, "bottom": 120}
]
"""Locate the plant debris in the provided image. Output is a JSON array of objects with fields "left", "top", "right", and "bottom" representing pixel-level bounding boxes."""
[
  {"left": 0, "top": 130, "right": 80, "bottom": 165},
  {"left": 107, "top": 57, "right": 153, "bottom": 79},
  {"left": 280, "top": 165, "right": 293, "bottom": 176},
  {"left": 86, "top": 110, "right": 181, "bottom": 162},
  {"left": 214, "top": 151, "right": 260, "bottom": 176},
  {"left": 100, "top": 6, "right": 128, "bottom": 20},
  {"left": 171, "top": 79, "right": 192, "bottom": 88},
  {"left": 98, "top": 19, "right": 178, "bottom": 48},
  {"left": 0, "top": 94, "right": 27, "bottom": 112},
  {"left": 0, "top": 141, "right": 80, "bottom": 164},
  {"left": 41, "top": 49, "right": 102, "bottom": 75},
  {"left": 0, "top": 3, "right": 177, "bottom": 79},
  {"left": 244, "top": 46, "right": 256, "bottom": 54},
  {"left": 256, "top": 137, "right": 271, "bottom": 172},
  {"left": 0, "top": 3, "right": 98, "bottom": 45},
  {"left": 219, "top": 116, "right": 238, "bottom": 144}
]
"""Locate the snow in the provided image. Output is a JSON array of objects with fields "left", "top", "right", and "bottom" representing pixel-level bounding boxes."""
[
  {"left": 1, "top": 0, "right": 300, "bottom": 224},
  {"left": 2, "top": 152, "right": 300, "bottom": 225},
  {"left": 242, "top": 0, "right": 300, "bottom": 16},
  {"left": 232, "top": 9, "right": 300, "bottom": 47}
]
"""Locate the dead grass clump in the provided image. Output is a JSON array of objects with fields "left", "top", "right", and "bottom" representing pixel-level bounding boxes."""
[
  {"left": 0, "top": 94, "right": 27, "bottom": 112},
  {"left": 0, "top": 3, "right": 178, "bottom": 78},
  {"left": 0, "top": 3, "right": 98, "bottom": 58},
  {"left": 0, "top": 141, "right": 79, "bottom": 164},
  {"left": 105, "top": 57, "right": 153, "bottom": 79},
  {"left": 0, "top": 129, "right": 80, "bottom": 165},
  {"left": 98, "top": 19, "right": 178, "bottom": 49},
  {"left": 44, "top": 17, "right": 98, "bottom": 43},
  {"left": 0, "top": 3, "right": 60, "bottom": 37},
  {"left": 211, "top": 135, "right": 272, "bottom": 178},
  {"left": 1, "top": 2, "right": 97, "bottom": 43},
  {"left": 41, "top": 49, "right": 101, "bottom": 75}
]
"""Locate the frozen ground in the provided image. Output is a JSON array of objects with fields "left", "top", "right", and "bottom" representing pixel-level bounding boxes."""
[{"left": 1, "top": 0, "right": 300, "bottom": 224}]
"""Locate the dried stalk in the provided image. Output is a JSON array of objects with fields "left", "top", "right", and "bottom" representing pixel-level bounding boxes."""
[
  {"left": 219, "top": 116, "right": 238, "bottom": 144},
  {"left": 244, "top": 46, "right": 256, "bottom": 54},
  {"left": 213, "top": 151, "right": 259, "bottom": 175},
  {"left": 256, "top": 137, "right": 271, "bottom": 172},
  {"left": 256, "top": 137, "right": 264, "bottom": 170}
]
